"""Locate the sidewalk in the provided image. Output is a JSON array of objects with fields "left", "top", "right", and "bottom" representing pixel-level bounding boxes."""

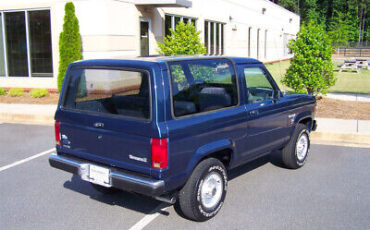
[
  {"left": 312, "top": 118, "right": 370, "bottom": 148},
  {"left": 325, "top": 93, "right": 370, "bottom": 102},
  {"left": 0, "top": 103, "right": 56, "bottom": 125},
  {"left": 316, "top": 118, "right": 370, "bottom": 134}
]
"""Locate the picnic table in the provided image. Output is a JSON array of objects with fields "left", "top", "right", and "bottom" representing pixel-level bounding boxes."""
[
  {"left": 356, "top": 58, "right": 368, "bottom": 70},
  {"left": 338, "top": 60, "right": 360, "bottom": 73}
]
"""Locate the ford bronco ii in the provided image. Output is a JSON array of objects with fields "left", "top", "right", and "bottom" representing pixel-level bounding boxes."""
[{"left": 49, "top": 56, "right": 317, "bottom": 221}]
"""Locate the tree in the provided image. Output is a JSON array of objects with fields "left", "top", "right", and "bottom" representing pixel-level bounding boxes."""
[
  {"left": 275, "top": 0, "right": 299, "bottom": 14},
  {"left": 272, "top": 0, "right": 369, "bottom": 45},
  {"left": 157, "top": 21, "right": 206, "bottom": 55},
  {"left": 57, "top": 2, "right": 83, "bottom": 92},
  {"left": 282, "top": 22, "right": 336, "bottom": 95},
  {"left": 328, "top": 10, "right": 359, "bottom": 45}
]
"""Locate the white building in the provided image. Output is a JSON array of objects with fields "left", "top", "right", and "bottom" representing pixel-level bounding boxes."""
[{"left": 0, "top": 0, "right": 299, "bottom": 90}]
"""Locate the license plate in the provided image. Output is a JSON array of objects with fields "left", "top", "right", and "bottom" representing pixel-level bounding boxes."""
[{"left": 85, "top": 164, "right": 111, "bottom": 187}]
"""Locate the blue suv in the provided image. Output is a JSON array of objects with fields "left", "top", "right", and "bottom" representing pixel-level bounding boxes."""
[{"left": 49, "top": 56, "right": 317, "bottom": 221}]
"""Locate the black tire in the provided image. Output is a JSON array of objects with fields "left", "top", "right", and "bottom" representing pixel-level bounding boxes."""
[
  {"left": 178, "top": 158, "right": 227, "bottom": 222},
  {"left": 282, "top": 123, "right": 310, "bottom": 169},
  {"left": 90, "top": 183, "right": 119, "bottom": 194}
]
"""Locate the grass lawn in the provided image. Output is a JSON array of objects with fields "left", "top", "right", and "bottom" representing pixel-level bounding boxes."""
[{"left": 265, "top": 60, "right": 370, "bottom": 94}]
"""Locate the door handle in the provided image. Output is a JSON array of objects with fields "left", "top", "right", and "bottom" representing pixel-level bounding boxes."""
[
  {"left": 249, "top": 110, "right": 259, "bottom": 117},
  {"left": 93, "top": 122, "right": 104, "bottom": 128}
]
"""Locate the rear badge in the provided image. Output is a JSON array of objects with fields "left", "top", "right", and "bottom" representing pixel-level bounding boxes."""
[{"left": 129, "top": 154, "right": 148, "bottom": 163}]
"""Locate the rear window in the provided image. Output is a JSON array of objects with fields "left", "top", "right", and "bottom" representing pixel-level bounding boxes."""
[
  {"left": 169, "top": 59, "right": 238, "bottom": 117},
  {"left": 63, "top": 68, "right": 150, "bottom": 120}
]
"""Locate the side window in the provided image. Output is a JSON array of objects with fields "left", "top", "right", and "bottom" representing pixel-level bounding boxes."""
[
  {"left": 63, "top": 69, "right": 150, "bottom": 120},
  {"left": 169, "top": 59, "right": 238, "bottom": 117},
  {"left": 244, "top": 67, "right": 275, "bottom": 104},
  {"left": 189, "top": 62, "right": 233, "bottom": 84},
  {"left": 170, "top": 64, "right": 189, "bottom": 96}
]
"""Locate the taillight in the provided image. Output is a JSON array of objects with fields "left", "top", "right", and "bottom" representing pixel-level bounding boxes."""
[
  {"left": 55, "top": 121, "right": 61, "bottom": 146},
  {"left": 151, "top": 138, "right": 168, "bottom": 169}
]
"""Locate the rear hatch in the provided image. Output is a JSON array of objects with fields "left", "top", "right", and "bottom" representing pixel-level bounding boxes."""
[{"left": 55, "top": 65, "right": 155, "bottom": 175}]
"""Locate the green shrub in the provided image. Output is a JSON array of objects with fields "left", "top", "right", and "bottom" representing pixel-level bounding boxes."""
[
  {"left": 157, "top": 21, "right": 206, "bottom": 55},
  {"left": 0, "top": 88, "right": 5, "bottom": 95},
  {"left": 58, "top": 2, "right": 83, "bottom": 92},
  {"left": 282, "top": 22, "right": 336, "bottom": 96},
  {"left": 8, "top": 88, "right": 24, "bottom": 97},
  {"left": 30, "top": 88, "right": 49, "bottom": 98}
]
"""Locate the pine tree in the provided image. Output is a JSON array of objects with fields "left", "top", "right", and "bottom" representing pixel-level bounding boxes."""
[{"left": 57, "top": 2, "right": 83, "bottom": 92}]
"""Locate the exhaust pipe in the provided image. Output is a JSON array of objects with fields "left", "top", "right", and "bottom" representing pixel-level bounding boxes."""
[{"left": 154, "top": 193, "right": 177, "bottom": 204}]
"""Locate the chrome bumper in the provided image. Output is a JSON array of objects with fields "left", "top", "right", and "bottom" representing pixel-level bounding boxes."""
[{"left": 49, "top": 153, "right": 165, "bottom": 196}]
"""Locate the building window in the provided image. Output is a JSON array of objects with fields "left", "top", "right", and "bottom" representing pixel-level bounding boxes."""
[
  {"left": 164, "top": 14, "right": 196, "bottom": 37},
  {"left": 204, "top": 20, "right": 225, "bottom": 55},
  {"left": 210, "top": 22, "right": 214, "bottom": 55},
  {"left": 28, "top": 10, "right": 53, "bottom": 77},
  {"left": 0, "top": 13, "right": 6, "bottom": 76},
  {"left": 0, "top": 9, "right": 53, "bottom": 77},
  {"left": 221, "top": 24, "right": 224, "bottom": 55},
  {"left": 5, "top": 12, "right": 28, "bottom": 76},
  {"left": 257, "top": 29, "right": 260, "bottom": 59},
  {"left": 264, "top": 30, "right": 267, "bottom": 59},
  {"left": 248, "top": 27, "right": 251, "bottom": 58},
  {"left": 283, "top": 33, "right": 294, "bottom": 56}
]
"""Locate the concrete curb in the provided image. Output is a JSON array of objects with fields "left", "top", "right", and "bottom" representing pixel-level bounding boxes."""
[
  {"left": 0, "top": 113, "right": 54, "bottom": 125},
  {"left": 311, "top": 132, "right": 370, "bottom": 148}
]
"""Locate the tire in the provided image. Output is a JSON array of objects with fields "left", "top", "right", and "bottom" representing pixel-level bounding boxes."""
[
  {"left": 178, "top": 158, "right": 228, "bottom": 222},
  {"left": 90, "top": 183, "right": 119, "bottom": 194},
  {"left": 282, "top": 123, "right": 310, "bottom": 169}
]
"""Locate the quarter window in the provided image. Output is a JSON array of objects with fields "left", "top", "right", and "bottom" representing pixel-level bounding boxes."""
[
  {"left": 63, "top": 69, "right": 150, "bottom": 120},
  {"left": 169, "top": 59, "right": 238, "bottom": 117}
]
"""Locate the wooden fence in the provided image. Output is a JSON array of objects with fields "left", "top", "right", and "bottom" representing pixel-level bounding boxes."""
[{"left": 334, "top": 47, "right": 370, "bottom": 57}]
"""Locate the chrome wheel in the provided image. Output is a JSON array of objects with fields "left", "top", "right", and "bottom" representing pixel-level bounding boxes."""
[
  {"left": 296, "top": 133, "right": 309, "bottom": 161},
  {"left": 200, "top": 172, "right": 223, "bottom": 209}
]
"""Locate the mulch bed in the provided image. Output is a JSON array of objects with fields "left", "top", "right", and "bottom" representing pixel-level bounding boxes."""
[
  {"left": 0, "top": 93, "right": 59, "bottom": 104},
  {"left": 0, "top": 94, "right": 369, "bottom": 120},
  {"left": 316, "top": 97, "right": 370, "bottom": 120}
]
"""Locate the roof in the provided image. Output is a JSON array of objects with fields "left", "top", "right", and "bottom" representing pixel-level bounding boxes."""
[{"left": 72, "top": 56, "right": 262, "bottom": 67}]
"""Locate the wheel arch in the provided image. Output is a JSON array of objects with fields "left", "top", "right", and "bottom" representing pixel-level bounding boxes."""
[
  {"left": 185, "top": 139, "right": 234, "bottom": 178},
  {"left": 294, "top": 110, "right": 314, "bottom": 131}
]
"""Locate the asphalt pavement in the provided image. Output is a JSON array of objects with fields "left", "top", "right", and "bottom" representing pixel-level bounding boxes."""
[{"left": 0, "top": 123, "right": 369, "bottom": 230}]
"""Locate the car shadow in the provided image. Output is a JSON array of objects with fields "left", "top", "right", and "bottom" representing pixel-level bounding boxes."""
[
  {"left": 229, "top": 150, "right": 285, "bottom": 180},
  {"left": 63, "top": 150, "right": 285, "bottom": 218},
  {"left": 63, "top": 175, "right": 170, "bottom": 215},
  {"left": 174, "top": 150, "right": 287, "bottom": 220}
]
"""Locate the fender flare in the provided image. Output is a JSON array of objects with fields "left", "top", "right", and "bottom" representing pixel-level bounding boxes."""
[
  {"left": 291, "top": 111, "right": 313, "bottom": 136},
  {"left": 185, "top": 139, "right": 234, "bottom": 177}
]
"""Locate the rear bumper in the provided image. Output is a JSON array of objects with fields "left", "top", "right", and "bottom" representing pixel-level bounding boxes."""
[{"left": 49, "top": 153, "right": 165, "bottom": 196}]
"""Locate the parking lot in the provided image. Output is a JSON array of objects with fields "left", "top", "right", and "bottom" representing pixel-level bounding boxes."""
[{"left": 0, "top": 123, "right": 369, "bottom": 230}]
